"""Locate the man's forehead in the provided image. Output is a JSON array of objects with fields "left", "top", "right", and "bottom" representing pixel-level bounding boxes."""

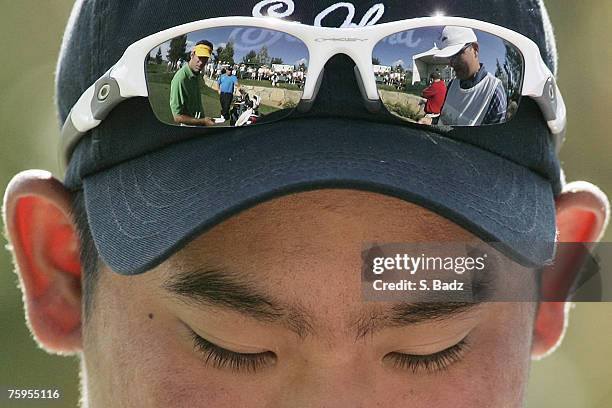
[{"left": 182, "top": 190, "right": 476, "bottom": 243}]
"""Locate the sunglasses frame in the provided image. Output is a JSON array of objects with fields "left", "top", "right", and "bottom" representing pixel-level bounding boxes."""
[
  {"left": 448, "top": 43, "right": 474, "bottom": 62},
  {"left": 60, "top": 15, "right": 566, "bottom": 168}
]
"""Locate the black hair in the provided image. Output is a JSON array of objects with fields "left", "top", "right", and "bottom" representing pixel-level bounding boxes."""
[{"left": 70, "top": 190, "right": 101, "bottom": 323}]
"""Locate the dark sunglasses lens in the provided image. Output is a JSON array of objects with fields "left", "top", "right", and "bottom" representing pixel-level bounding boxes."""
[
  {"left": 373, "top": 26, "right": 524, "bottom": 126},
  {"left": 145, "top": 26, "right": 309, "bottom": 128}
]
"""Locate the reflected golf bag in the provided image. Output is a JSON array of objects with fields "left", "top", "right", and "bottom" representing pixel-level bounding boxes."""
[{"left": 230, "top": 89, "right": 261, "bottom": 127}]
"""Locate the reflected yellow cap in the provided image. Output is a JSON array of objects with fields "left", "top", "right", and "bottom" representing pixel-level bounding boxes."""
[{"left": 194, "top": 44, "right": 212, "bottom": 58}]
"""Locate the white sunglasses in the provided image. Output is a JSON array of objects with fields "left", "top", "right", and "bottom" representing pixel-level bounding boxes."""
[{"left": 60, "top": 16, "right": 566, "bottom": 167}]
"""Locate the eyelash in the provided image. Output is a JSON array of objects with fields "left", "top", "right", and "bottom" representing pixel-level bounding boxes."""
[
  {"left": 190, "top": 331, "right": 276, "bottom": 373},
  {"left": 190, "top": 330, "right": 468, "bottom": 375},
  {"left": 384, "top": 338, "right": 470, "bottom": 374}
]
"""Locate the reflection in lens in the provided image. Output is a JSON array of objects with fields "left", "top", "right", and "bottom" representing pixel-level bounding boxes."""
[
  {"left": 373, "top": 26, "right": 524, "bottom": 126},
  {"left": 145, "top": 27, "right": 309, "bottom": 128}
]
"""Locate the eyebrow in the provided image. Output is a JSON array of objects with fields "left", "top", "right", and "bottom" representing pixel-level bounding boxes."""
[
  {"left": 162, "top": 268, "right": 486, "bottom": 340},
  {"left": 352, "top": 302, "right": 481, "bottom": 340},
  {"left": 163, "top": 268, "right": 314, "bottom": 337}
]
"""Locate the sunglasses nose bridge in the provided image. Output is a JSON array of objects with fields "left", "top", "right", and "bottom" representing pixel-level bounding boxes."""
[
  {"left": 298, "top": 48, "right": 382, "bottom": 114},
  {"left": 344, "top": 44, "right": 383, "bottom": 100}
]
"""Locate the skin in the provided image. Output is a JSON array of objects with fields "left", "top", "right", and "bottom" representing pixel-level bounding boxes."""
[
  {"left": 3, "top": 172, "right": 609, "bottom": 407},
  {"left": 449, "top": 43, "right": 481, "bottom": 81},
  {"left": 188, "top": 51, "right": 208, "bottom": 74},
  {"left": 172, "top": 50, "right": 215, "bottom": 127}
]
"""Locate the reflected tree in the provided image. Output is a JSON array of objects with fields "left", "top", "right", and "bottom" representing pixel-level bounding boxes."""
[
  {"left": 242, "top": 50, "right": 258, "bottom": 65},
  {"left": 257, "top": 46, "right": 271, "bottom": 66},
  {"left": 503, "top": 42, "right": 523, "bottom": 100},
  {"left": 495, "top": 58, "right": 509, "bottom": 97},
  {"left": 167, "top": 35, "right": 187, "bottom": 66},
  {"left": 218, "top": 41, "right": 235, "bottom": 65}
]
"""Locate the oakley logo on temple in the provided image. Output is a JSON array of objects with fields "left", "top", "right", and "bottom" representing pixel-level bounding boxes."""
[{"left": 252, "top": 0, "right": 386, "bottom": 27}]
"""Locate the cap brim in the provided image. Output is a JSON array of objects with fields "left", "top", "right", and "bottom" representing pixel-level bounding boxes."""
[
  {"left": 434, "top": 43, "right": 466, "bottom": 58},
  {"left": 82, "top": 118, "right": 556, "bottom": 275}
]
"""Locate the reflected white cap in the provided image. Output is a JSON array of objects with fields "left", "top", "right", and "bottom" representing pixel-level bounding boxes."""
[{"left": 435, "top": 26, "right": 478, "bottom": 58}]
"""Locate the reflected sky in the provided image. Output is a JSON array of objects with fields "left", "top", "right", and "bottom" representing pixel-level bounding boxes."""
[{"left": 152, "top": 26, "right": 309, "bottom": 67}]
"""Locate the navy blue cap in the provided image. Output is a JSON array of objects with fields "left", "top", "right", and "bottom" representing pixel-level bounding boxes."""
[{"left": 57, "top": 0, "right": 561, "bottom": 275}]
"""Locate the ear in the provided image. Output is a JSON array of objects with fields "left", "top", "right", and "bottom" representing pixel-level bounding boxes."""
[
  {"left": 471, "top": 42, "right": 480, "bottom": 55},
  {"left": 531, "top": 181, "right": 609, "bottom": 359},
  {"left": 3, "top": 170, "right": 83, "bottom": 354}
]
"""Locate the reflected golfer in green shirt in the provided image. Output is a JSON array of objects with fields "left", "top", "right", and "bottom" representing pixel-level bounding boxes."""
[{"left": 170, "top": 40, "right": 215, "bottom": 126}]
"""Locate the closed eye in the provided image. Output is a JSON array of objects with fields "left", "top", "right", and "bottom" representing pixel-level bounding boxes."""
[
  {"left": 384, "top": 337, "right": 470, "bottom": 374},
  {"left": 189, "top": 329, "right": 276, "bottom": 373}
]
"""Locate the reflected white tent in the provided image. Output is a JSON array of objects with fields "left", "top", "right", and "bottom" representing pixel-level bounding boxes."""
[{"left": 411, "top": 46, "right": 453, "bottom": 85}]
